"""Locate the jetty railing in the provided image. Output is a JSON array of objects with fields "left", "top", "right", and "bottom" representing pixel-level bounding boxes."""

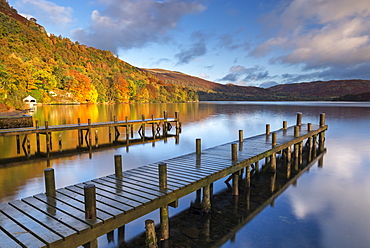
[
  {"left": 0, "top": 113, "right": 327, "bottom": 248},
  {"left": 0, "top": 111, "right": 180, "bottom": 163}
]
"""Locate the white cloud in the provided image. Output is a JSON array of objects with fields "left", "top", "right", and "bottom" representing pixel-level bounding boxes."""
[
  {"left": 16, "top": 0, "right": 73, "bottom": 26},
  {"left": 72, "top": 0, "right": 205, "bottom": 53},
  {"left": 251, "top": 0, "right": 370, "bottom": 73}
]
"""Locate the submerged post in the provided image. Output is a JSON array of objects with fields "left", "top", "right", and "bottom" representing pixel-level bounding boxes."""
[
  {"left": 44, "top": 168, "right": 56, "bottom": 197},
  {"left": 115, "top": 155, "right": 123, "bottom": 178},
  {"left": 84, "top": 184, "right": 96, "bottom": 220}
]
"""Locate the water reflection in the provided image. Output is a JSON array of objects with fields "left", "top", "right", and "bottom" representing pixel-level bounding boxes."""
[{"left": 1, "top": 102, "right": 370, "bottom": 247}]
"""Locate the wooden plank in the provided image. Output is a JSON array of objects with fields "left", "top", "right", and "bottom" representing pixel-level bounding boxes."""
[
  {"left": 0, "top": 211, "right": 46, "bottom": 248},
  {"left": 106, "top": 174, "right": 178, "bottom": 193},
  {"left": 57, "top": 187, "right": 130, "bottom": 215},
  {"left": 134, "top": 166, "right": 197, "bottom": 184},
  {"left": 122, "top": 170, "right": 186, "bottom": 189},
  {"left": 100, "top": 176, "right": 167, "bottom": 198},
  {"left": 91, "top": 178, "right": 159, "bottom": 201},
  {"left": 21, "top": 196, "right": 90, "bottom": 234},
  {"left": 67, "top": 184, "right": 144, "bottom": 208},
  {"left": 9, "top": 199, "right": 78, "bottom": 240},
  {"left": 0, "top": 228, "right": 22, "bottom": 248},
  {"left": 33, "top": 193, "right": 104, "bottom": 228},
  {"left": 0, "top": 203, "right": 63, "bottom": 247}
]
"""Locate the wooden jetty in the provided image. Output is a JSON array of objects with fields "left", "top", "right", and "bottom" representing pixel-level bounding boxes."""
[
  {"left": 0, "top": 111, "right": 180, "bottom": 163},
  {"left": 0, "top": 113, "right": 327, "bottom": 248}
]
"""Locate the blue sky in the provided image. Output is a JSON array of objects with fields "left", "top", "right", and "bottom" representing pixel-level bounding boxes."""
[{"left": 8, "top": 0, "right": 370, "bottom": 87}]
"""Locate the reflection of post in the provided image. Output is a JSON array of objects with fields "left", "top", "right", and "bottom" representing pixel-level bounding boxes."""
[
  {"left": 270, "top": 172, "right": 276, "bottom": 193},
  {"left": 202, "top": 184, "right": 211, "bottom": 213},
  {"left": 118, "top": 225, "right": 125, "bottom": 247},
  {"left": 107, "top": 231, "right": 114, "bottom": 243},
  {"left": 245, "top": 187, "right": 250, "bottom": 211},
  {"left": 318, "top": 156, "right": 324, "bottom": 168},
  {"left": 246, "top": 165, "right": 251, "bottom": 187},
  {"left": 145, "top": 219, "right": 157, "bottom": 248},
  {"left": 16, "top": 135, "right": 20, "bottom": 154},
  {"left": 286, "top": 161, "right": 291, "bottom": 179},
  {"left": 232, "top": 172, "right": 239, "bottom": 195},
  {"left": 58, "top": 134, "right": 62, "bottom": 152},
  {"left": 271, "top": 153, "right": 276, "bottom": 172},
  {"left": 204, "top": 212, "right": 211, "bottom": 243}
]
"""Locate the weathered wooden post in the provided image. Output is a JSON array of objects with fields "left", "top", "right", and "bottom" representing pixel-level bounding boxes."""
[
  {"left": 78, "top": 118, "right": 83, "bottom": 148},
  {"left": 83, "top": 184, "right": 98, "bottom": 248},
  {"left": 44, "top": 168, "right": 56, "bottom": 197},
  {"left": 84, "top": 184, "right": 96, "bottom": 220},
  {"left": 196, "top": 138, "right": 201, "bottom": 155},
  {"left": 266, "top": 124, "right": 270, "bottom": 135},
  {"left": 145, "top": 219, "right": 158, "bottom": 248},
  {"left": 232, "top": 143, "right": 237, "bottom": 161},
  {"left": 296, "top": 112, "right": 302, "bottom": 126},
  {"left": 239, "top": 130, "right": 243, "bottom": 143},
  {"left": 115, "top": 155, "right": 123, "bottom": 178},
  {"left": 283, "top": 121, "right": 288, "bottom": 130},
  {"left": 163, "top": 111, "right": 168, "bottom": 136},
  {"left": 294, "top": 125, "right": 299, "bottom": 137},
  {"left": 319, "top": 113, "right": 326, "bottom": 152},
  {"left": 45, "top": 121, "right": 50, "bottom": 158},
  {"left": 272, "top": 132, "right": 277, "bottom": 146},
  {"left": 36, "top": 120, "right": 40, "bottom": 153},
  {"left": 158, "top": 162, "right": 169, "bottom": 241},
  {"left": 141, "top": 114, "right": 146, "bottom": 139},
  {"left": 88, "top": 119, "right": 92, "bottom": 151}
]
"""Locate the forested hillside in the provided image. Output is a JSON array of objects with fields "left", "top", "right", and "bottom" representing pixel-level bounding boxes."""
[{"left": 0, "top": 1, "right": 197, "bottom": 109}]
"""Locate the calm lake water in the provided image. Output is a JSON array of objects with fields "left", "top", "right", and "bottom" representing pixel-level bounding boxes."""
[{"left": 1, "top": 101, "right": 370, "bottom": 248}]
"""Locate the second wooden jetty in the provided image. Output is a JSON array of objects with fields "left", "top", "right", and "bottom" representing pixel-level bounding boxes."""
[{"left": 0, "top": 113, "right": 327, "bottom": 247}]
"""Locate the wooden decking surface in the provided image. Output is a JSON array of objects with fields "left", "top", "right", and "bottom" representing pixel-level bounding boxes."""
[{"left": 0, "top": 123, "right": 327, "bottom": 247}]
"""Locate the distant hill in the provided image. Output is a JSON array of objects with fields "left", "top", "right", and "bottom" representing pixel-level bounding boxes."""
[
  {"left": 145, "top": 69, "right": 370, "bottom": 101},
  {"left": 268, "top": 80, "right": 370, "bottom": 100}
]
